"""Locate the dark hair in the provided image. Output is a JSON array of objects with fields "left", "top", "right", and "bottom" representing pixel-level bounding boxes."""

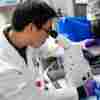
[
  {"left": 11, "top": 1, "right": 57, "bottom": 31},
  {"left": 92, "top": 19, "right": 100, "bottom": 38}
]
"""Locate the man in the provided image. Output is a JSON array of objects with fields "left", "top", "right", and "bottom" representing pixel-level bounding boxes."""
[
  {"left": 0, "top": 1, "right": 57, "bottom": 100},
  {"left": 0, "top": 1, "right": 79, "bottom": 100}
]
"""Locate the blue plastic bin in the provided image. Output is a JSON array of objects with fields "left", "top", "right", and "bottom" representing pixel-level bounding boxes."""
[{"left": 56, "top": 16, "right": 93, "bottom": 42}]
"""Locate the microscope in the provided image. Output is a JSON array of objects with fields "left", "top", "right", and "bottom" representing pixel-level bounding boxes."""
[{"left": 33, "top": 36, "right": 78, "bottom": 100}]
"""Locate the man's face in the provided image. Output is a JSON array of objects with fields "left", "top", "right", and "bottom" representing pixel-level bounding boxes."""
[{"left": 29, "top": 20, "right": 53, "bottom": 48}]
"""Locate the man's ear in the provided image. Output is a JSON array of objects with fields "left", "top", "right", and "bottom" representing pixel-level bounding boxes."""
[{"left": 23, "top": 23, "right": 34, "bottom": 32}]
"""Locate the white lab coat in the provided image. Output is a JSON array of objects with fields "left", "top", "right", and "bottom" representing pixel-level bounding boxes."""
[
  {"left": 0, "top": 25, "right": 42, "bottom": 100},
  {"left": 0, "top": 25, "right": 78, "bottom": 100}
]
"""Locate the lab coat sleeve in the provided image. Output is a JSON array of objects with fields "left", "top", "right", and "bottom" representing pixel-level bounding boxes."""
[{"left": 0, "top": 59, "right": 28, "bottom": 99}]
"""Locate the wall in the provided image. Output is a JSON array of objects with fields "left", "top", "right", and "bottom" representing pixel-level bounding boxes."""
[
  {"left": 0, "top": 0, "right": 75, "bottom": 28},
  {"left": 43, "top": 0, "right": 74, "bottom": 16},
  {"left": 0, "top": 9, "right": 12, "bottom": 27}
]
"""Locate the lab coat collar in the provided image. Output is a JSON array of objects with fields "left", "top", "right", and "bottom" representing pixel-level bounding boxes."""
[{"left": 0, "top": 25, "right": 27, "bottom": 70}]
